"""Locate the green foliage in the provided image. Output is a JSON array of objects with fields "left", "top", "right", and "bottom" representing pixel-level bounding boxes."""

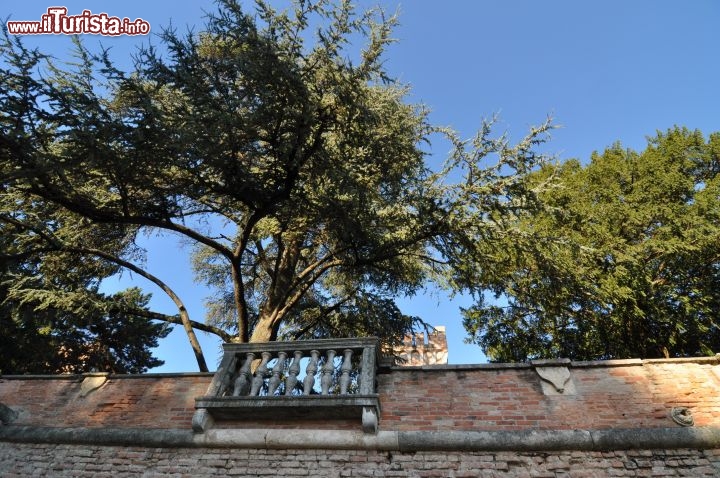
[
  {"left": 459, "top": 127, "right": 720, "bottom": 361},
  {"left": 1, "top": 0, "right": 556, "bottom": 370},
  {"left": 0, "top": 176, "right": 171, "bottom": 373},
  {"left": 0, "top": 244, "right": 170, "bottom": 374}
]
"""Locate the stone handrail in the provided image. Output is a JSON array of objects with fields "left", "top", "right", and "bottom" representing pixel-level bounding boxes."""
[{"left": 193, "top": 338, "right": 380, "bottom": 434}]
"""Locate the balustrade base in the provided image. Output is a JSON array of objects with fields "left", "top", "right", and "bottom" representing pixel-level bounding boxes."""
[{"left": 194, "top": 394, "right": 380, "bottom": 433}]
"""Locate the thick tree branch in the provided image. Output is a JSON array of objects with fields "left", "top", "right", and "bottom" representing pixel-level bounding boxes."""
[
  {"left": 275, "top": 258, "right": 344, "bottom": 325},
  {"left": 126, "top": 308, "right": 233, "bottom": 343},
  {"left": 1, "top": 214, "right": 210, "bottom": 371},
  {"left": 25, "top": 180, "right": 236, "bottom": 260},
  {"left": 290, "top": 291, "right": 358, "bottom": 340}
]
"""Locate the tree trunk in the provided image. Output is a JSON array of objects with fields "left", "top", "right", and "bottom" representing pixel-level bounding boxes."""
[
  {"left": 249, "top": 314, "right": 279, "bottom": 343},
  {"left": 231, "top": 260, "right": 249, "bottom": 343},
  {"left": 247, "top": 234, "right": 303, "bottom": 343}
]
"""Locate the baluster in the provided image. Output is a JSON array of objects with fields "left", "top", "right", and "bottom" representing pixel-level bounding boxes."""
[
  {"left": 284, "top": 351, "right": 303, "bottom": 396},
  {"left": 320, "top": 349, "right": 337, "bottom": 395},
  {"left": 339, "top": 349, "right": 353, "bottom": 394},
  {"left": 250, "top": 351, "right": 272, "bottom": 396},
  {"left": 220, "top": 358, "right": 234, "bottom": 397},
  {"left": 232, "top": 352, "right": 255, "bottom": 396},
  {"left": 267, "top": 351, "right": 287, "bottom": 395},
  {"left": 303, "top": 350, "right": 320, "bottom": 395}
]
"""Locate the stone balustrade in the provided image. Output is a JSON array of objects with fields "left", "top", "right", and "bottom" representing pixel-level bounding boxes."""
[{"left": 193, "top": 338, "right": 380, "bottom": 434}]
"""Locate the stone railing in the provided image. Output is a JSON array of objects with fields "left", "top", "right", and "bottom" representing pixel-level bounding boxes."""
[{"left": 193, "top": 338, "right": 380, "bottom": 433}]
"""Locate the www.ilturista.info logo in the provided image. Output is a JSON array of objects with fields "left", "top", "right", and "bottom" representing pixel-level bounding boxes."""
[{"left": 6, "top": 7, "right": 150, "bottom": 36}]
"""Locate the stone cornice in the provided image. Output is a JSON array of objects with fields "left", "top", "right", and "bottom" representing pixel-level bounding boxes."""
[{"left": 2, "top": 425, "right": 720, "bottom": 452}]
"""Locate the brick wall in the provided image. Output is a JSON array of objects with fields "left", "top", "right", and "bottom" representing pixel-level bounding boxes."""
[
  {"left": 1, "top": 443, "right": 718, "bottom": 477},
  {"left": 1, "top": 356, "right": 719, "bottom": 476},
  {"left": 377, "top": 360, "right": 720, "bottom": 431},
  {"left": 0, "top": 373, "right": 210, "bottom": 429},
  {"left": 3, "top": 358, "right": 718, "bottom": 432}
]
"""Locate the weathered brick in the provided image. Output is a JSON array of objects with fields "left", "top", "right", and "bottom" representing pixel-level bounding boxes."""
[
  {"left": 0, "top": 445, "right": 699, "bottom": 476},
  {"left": 2, "top": 359, "right": 720, "bottom": 476}
]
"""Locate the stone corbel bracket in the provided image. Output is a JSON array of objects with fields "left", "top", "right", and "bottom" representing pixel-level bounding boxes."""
[
  {"left": 531, "top": 359, "right": 576, "bottom": 396},
  {"left": 362, "top": 406, "right": 378, "bottom": 434},
  {"left": 0, "top": 402, "right": 18, "bottom": 425},
  {"left": 78, "top": 373, "right": 109, "bottom": 397}
]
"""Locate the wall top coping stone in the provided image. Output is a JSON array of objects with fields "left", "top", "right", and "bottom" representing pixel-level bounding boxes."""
[
  {"left": 532, "top": 358, "right": 572, "bottom": 366},
  {"left": 1, "top": 353, "right": 718, "bottom": 380},
  {"left": 0, "top": 372, "right": 214, "bottom": 380},
  {"left": 388, "top": 354, "right": 720, "bottom": 371}
]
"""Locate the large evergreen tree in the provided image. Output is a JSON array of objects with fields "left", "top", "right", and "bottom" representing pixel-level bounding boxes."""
[
  {"left": 458, "top": 127, "right": 720, "bottom": 362},
  {"left": 1, "top": 0, "right": 552, "bottom": 371}
]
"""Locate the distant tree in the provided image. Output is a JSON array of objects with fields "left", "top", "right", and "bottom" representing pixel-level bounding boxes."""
[
  {"left": 457, "top": 127, "right": 720, "bottom": 362},
  {"left": 1, "top": 0, "right": 553, "bottom": 370}
]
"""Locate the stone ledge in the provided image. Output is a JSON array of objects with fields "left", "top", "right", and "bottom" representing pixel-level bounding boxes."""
[
  {"left": 3, "top": 425, "right": 720, "bottom": 452},
  {"left": 0, "top": 372, "right": 214, "bottom": 380},
  {"left": 396, "top": 427, "right": 720, "bottom": 451},
  {"left": 389, "top": 355, "right": 720, "bottom": 372},
  {"left": 2, "top": 355, "right": 717, "bottom": 381},
  {"left": 570, "top": 359, "right": 644, "bottom": 368},
  {"left": 0, "top": 375, "right": 83, "bottom": 381},
  {"left": 0, "top": 425, "right": 193, "bottom": 447},
  {"left": 642, "top": 355, "right": 720, "bottom": 365},
  {"left": 195, "top": 394, "right": 381, "bottom": 421}
]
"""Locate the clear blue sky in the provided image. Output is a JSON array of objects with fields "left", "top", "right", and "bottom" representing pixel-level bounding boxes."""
[{"left": 5, "top": 1, "right": 719, "bottom": 371}]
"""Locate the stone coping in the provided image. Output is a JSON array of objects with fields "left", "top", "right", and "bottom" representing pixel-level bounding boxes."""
[
  {"left": 0, "top": 372, "right": 215, "bottom": 380},
  {"left": 1, "top": 353, "right": 717, "bottom": 380},
  {"left": 2, "top": 425, "right": 720, "bottom": 452},
  {"left": 388, "top": 354, "right": 720, "bottom": 371}
]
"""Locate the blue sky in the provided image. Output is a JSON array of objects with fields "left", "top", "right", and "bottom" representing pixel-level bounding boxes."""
[{"left": 5, "top": 1, "right": 719, "bottom": 371}]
